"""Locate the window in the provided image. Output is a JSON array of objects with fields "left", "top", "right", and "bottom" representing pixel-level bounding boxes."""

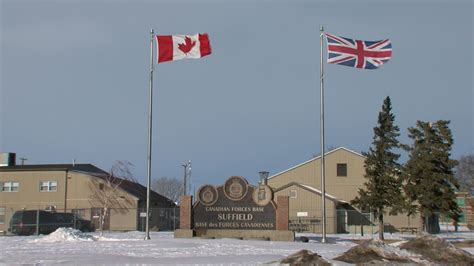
[
  {"left": 40, "top": 181, "right": 57, "bottom": 192},
  {"left": 337, "top": 163, "right": 347, "bottom": 177},
  {"left": 0, "top": 181, "right": 19, "bottom": 192},
  {"left": 459, "top": 212, "right": 466, "bottom": 223},
  {"left": 0, "top": 207, "right": 5, "bottom": 224},
  {"left": 290, "top": 190, "right": 297, "bottom": 199}
]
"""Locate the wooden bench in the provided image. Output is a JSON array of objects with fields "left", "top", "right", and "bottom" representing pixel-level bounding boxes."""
[{"left": 399, "top": 227, "right": 418, "bottom": 234}]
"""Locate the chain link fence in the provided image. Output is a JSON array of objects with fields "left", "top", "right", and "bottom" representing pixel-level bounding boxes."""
[
  {"left": 288, "top": 210, "right": 473, "bottom": 235},
  {"left": 0, "top": 207, "right": 179, "bottom": 236},
  {"left": 2, "top": 207, "right": 471, "bottom": 236},
  {"left": 288, "top": 210, "right": 376, "bottom": 234}
]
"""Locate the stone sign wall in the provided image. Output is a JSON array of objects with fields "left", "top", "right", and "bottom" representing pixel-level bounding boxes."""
[
  {"left": 175, "top": 175, "right": 294, "bottom": 241},
  {"left": 194, "top": 176, "right": 276, "bottom": 230}
]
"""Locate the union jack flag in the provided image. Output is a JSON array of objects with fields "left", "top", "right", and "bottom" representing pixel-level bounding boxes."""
[{"left": 325, "top": 33, "right": 392, "bottom": 70}]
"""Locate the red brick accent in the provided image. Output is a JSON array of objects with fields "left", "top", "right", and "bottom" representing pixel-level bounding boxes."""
[
  {"left": 179, "top": 195, "right": 193, "bottom": 229},
  {"left": 276, "top": 195, "right": 289, "bottom": 231}
]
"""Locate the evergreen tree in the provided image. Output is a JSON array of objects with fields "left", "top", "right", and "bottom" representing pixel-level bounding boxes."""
[
  {"left": 403, "top": 120, "right": 460, "bottom": 234},
  {"left": 351, "top": 96, "right": 404, "bottom": 240}
]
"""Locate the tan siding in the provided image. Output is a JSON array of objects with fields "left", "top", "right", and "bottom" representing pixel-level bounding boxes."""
[
  {"left": 109, "top": 208, "right": 138, "bottom": 231},
  {"left": 275, "top": 185, "right": 337, "bottom": 233},
  {"left": 0, "top": 170, "right": 67, "bottom": 232},
  {"left": 385, "top": 213, "right": 420, "bottom": 228},
  {"left": 324, "top": 149, "right": 366, "bottom": 203},
  {"left": 268, "top": 160, "right": 318, "bottom": 189},
  {"left": 268, "top": 147, "right": 421, "bottom": 232},
  {"left": 0, "top": 170, "right": 139, "bottom": 232},
  {"left": 66, "top": 172, "right": 138, "bottom": 210},
  {"left": 268, "top": 148, "right": 366, "bottom": 203},
  {"left": 0, "top": 171, "right": 67, "bottom": 208}
]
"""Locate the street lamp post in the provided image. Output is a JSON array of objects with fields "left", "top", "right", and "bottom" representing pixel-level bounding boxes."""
[{"left": 182, "top": 161, "right": 192, "bottom": 195}]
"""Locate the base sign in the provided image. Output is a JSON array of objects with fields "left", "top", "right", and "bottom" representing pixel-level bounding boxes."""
[{"left": 193, "top": 176, "right": 276, "bottom": 230}]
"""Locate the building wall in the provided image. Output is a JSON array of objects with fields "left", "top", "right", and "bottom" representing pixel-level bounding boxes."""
[
  {"left": 384, "top": 213, "right": 419, "bottom": 229},
  {"left": 267, "top": 148, "right": 421, "bottom": 231},
  {"left": 274, "top": 185, "right": 337, "bottom": 233},
  {"left": 66, "top": 172, "right": 139, "bottom": 231},
  {"left": 66, "top": 172, "right": 137, "bottom": 208},
  {"left": 0, "top": 170, "right": 139, "bottom": 232},
  {"left": 466, "top": 197, "right": 474, "bottom": 227},
  {"left": 0, "top": 170, "right": 68, "bottom": 232},
  {"left": 440, "top": 192, "right": 474, "bottom": 228},
  {"left": 268, "top": 148, "right": 366, "bottom": 203}
]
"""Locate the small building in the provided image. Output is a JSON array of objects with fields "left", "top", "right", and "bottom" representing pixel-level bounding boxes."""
[
  {"left": 267, "top": 147, "right": 419, "bottom": 234},
  {"left": 440, "top": 191, "right": 474, "bottom": 229},
  {"left": 0, "top": 163, "right": 176, "bottom": 233}
]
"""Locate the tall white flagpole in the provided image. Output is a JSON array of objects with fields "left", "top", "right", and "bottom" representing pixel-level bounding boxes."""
[
  {"left": 145, "top": 28, "right": 154, "bottom": 240},
  {"left": 320, "top": 25, "right": 327, "bottom": 243}
]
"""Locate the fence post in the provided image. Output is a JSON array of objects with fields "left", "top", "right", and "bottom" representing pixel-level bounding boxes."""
[
  {"left": 140, "top": 207, "right": 143, "bottom": 232},
  {"left": 370, "top": 212, "right": 374, "bottom": 236},
  {"left": 73, "top": 210, "right": 77, "bottom": 229},
  {"left": 173, "top": 208, "right": 176, "bottom": 231},
  {"left": 36, "top": 209, "right": 40, "bottom": 235}
]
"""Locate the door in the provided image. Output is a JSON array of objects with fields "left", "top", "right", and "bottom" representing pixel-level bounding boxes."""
[{"left": 91, "top": 208, "right": 110, "bottom": 230}]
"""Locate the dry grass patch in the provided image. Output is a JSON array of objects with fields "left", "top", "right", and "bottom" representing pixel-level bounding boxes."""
[
  {"left": 399, "top": 235, "right": 474, "bottom": 265},
  {"left": 452, "top": 239, "right": 474, "bottom": 248}
]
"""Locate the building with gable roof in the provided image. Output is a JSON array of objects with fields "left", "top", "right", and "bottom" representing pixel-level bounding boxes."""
[
  {"left": 0, "top": 162, "right": 176, "bottom": 233},
  {"left": 268, "top": 147, "right": 419, "bottom": 234}
]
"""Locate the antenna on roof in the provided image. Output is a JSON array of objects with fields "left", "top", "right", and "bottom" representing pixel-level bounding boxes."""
[{"left": 19, "top": 158, "right": 28, "bottom": 165}]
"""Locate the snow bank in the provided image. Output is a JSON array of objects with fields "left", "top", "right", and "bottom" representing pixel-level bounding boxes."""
[
  {"left": 33, "top": 228, "right": 95, "bottom": 243},
  {"left": 334, "top": 239, "right": 414, "bottom": 263},
  {"left": 1, "top": 231, "right": 470, "bottom": 265},
  {"left": 400, "top": 234, "right": 474, "bottom": 264},
  {"left": 277, "top": 249, "right": 331, "bottom": 265},
  {"left": 440, "top": 225, "right": 471, "bottom": 232}
]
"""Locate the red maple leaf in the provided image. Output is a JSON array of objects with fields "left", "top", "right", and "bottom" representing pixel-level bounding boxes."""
[{"left": 178, "top": 36, "right": 196, "bottom": 54}]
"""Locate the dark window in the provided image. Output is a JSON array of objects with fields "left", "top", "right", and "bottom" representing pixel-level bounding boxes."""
[{"left": 337, "top": 163, "right": 347, "bottom": 177}]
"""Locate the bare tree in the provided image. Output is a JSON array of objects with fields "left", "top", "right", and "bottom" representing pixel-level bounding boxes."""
[
  {"left": 152, "top": 177, "right": 183, "bottom": 203},
  {"left": 456, "top": 154, "right": 474, "bottom": 192},
  {"left": 312, "top": 145, "right": 339, "bottom": 158},
  {"left": 89, "top": 160, "right": 136, "bottom": 236}
]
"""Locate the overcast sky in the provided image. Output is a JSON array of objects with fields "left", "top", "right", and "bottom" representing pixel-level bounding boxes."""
[{"left": 1, "top": 0, "right": 472, "bottom": 189}]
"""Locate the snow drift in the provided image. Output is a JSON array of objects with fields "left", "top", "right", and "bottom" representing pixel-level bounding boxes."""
[
  {"left": 334, "top": 239, "right": 414, "bottom": 264},
  {"left": 400, "top": 234, "right": 474, "bottom": 265},
  {"left": 33, "top": 227, "right": 95, "bottom": 243}
]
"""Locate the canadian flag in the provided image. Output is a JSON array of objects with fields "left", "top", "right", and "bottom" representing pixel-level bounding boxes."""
[{"left": 156, "top": 33, "right": 211, "bottom": 63}]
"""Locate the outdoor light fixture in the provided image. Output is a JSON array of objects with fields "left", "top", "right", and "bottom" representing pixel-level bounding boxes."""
[{"left": 258, "top": 171, "right": 269, "bottom": 185}]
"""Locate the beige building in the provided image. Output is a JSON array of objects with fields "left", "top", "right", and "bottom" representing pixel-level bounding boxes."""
[
  {"left": 268, "top": 147, "right": 418, "bottom": 234},
  {"left": 0, "top": 164, "right": 176, "bottom": 233}
]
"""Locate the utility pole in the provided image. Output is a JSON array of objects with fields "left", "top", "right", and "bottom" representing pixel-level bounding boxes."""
[{"left": 19, "top": 158, "right": 28, "bottom": 165}]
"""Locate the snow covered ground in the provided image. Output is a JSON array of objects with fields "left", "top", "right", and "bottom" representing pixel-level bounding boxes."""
[{"left": 0, "top": 228, "right": 473, "bottom": 265}]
